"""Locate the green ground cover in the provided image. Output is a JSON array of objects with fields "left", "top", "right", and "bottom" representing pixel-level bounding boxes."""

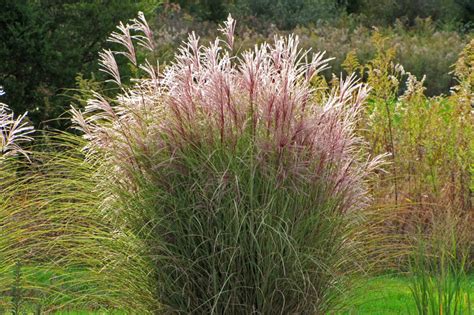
[{"left": 345, "top": 275, "right": 474, "bottom": 314}]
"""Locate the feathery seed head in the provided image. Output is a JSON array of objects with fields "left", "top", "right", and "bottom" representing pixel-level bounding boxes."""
[
  {"left": 73, "top": 14, "right": 384, "bottom": 212},
  {"left": 0, "top": 103, "right": 34, "bottom": 158}
]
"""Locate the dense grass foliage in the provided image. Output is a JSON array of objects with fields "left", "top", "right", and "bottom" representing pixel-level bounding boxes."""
[
  {"left": 409, "top": 237, "right": 471, "bottom": 314},
  {"left": 0, "top": 135, "right": 156, "bottom": 313},
  {"left": 66, "top": 14, "right": 385, "bottom": 313}
]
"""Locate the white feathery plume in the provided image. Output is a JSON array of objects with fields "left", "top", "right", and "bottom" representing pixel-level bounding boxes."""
[
  {"left": 108, "top": 22, "right": 136, "bottom": 65},
  {"left": 131, "top": 11, "right": 155, "bottom": 51},
  {"left": 0, "top": 103, "right": 34, "bottom": 158},
  {"left": 99, "top": 49, "right": 122, "bottom": 86}
]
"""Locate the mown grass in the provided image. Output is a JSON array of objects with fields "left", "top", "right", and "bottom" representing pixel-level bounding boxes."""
[{"left": 344, "top": 275, "right": 474, "bottom": 314}]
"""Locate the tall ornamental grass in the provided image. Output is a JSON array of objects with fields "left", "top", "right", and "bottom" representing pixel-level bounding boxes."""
[
  {"left": 0, "top": 99, "right": 154, "bottom": 313},
  {"left": 70, "top": 14, "right": 385, "bottom": 313}
]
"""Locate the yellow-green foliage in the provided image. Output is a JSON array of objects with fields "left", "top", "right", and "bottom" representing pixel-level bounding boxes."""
[
  {"left": 451, "top": 39, "right": 474, "bottom": 203},
  {"left": 0, "top": 136, "right": 156, "bottom": 313},
  {"left": 343, "top": 37, "right": 474, "bottom": 268}
]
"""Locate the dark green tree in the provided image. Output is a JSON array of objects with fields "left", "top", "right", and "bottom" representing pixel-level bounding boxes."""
[
  {"left": 229, "top": 0, "right": 343, "bottom": 29},
  {"left": 0, "top": 0, "right": 158, "bottom": 128},
  {"left": 170, "top": 0, "right": 228, "bottom": 22},
  {"left": 349, "top": 0, "right": 472, "bottom": 27}
]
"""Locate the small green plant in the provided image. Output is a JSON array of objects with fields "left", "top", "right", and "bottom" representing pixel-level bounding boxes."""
[{"left": 408, "top": 213, "right": 472, "bottom": 315}]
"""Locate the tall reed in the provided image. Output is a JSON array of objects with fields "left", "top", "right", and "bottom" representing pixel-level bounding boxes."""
[{"left": 408, "top": 210, "right": 472, "bottom": 315}]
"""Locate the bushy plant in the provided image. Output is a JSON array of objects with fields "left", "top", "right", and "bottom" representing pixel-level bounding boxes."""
[
  {"left": 351, "top": 0, "right": 469, "bottom": 27},
  {"left": 342, "top": 36, "right": 474, "bottom": 270},
  {"left": 70, "top": 14, "right": 384, "bottom": 313},
  {"left": 228, "top": 0, "right": 343, "bottom": 30},
  {"left": 294, "top": 20, "right": 471, "bottom": 96},
  {"left": 0, "top": 0, "right": 161, "bottom": 128}
]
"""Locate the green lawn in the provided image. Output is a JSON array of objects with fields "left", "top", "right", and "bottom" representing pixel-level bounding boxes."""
[
  {"left": 345, "top": 276, "right": 418, "bottom": 314},
  {"left": 344, "top": 275, "right": 474, "bottom": 314}
]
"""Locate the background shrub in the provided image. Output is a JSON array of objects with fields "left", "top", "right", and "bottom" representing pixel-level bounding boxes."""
[
  {"left": 347, "top": 39, "right": 474, "bottom": 270},
  {"left": 349, "top": 0, "right": 474, "bottom": 27},
  {"left": 150, "top": 10, "right": 472, "bottom": 96},
  {"left": 0, "top": 0, "right": 160, "bottom": 128}
]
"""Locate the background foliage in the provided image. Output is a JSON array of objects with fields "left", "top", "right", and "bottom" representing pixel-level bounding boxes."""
[
  {"left": 1, "top": 0, "right": 472, "bottom": 128},
  {"left": 0, "top": 0, "right": 159, "bottom": 128}
]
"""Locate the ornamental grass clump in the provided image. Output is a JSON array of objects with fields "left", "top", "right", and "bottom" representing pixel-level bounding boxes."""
[
  {"left": 0, "top": 133, "right": 156, "bottom": 313},
  {"left": 72, "top": 14, "right": 384, "bottom": 313},
  {"left": 1, "top": 124, "right": 154, "bottom": 312}
]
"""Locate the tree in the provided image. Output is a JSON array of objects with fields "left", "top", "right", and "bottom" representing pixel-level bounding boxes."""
[{"left": 0, "top": 0, "right": 159, "bottom": 128}]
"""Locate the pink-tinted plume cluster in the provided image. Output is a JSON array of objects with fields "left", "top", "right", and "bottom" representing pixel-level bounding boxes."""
[{"left": 72, "top": 14, "right": 384, "bottom": 212}]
